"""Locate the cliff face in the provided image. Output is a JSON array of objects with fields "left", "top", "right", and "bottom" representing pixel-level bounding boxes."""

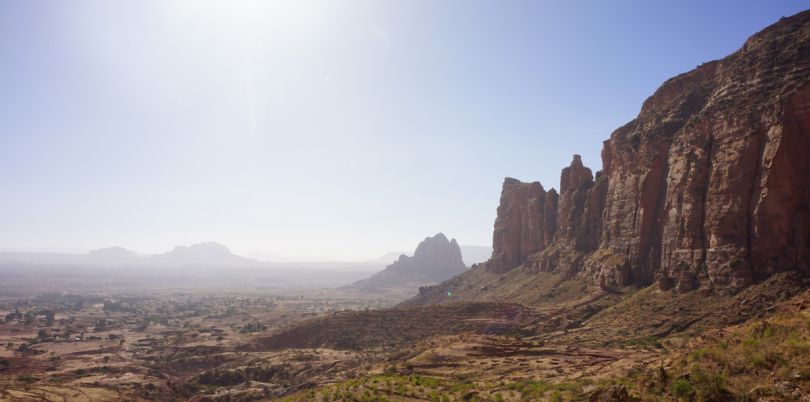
[
  {"left": 488, "top": 179, "right": 557, "bottom": 273},
  {"left": 484, "top": 11, "right": 810, "bottom": 292},
  {"left": 557, "top": 155, "right": 594, "bottom": 246}
]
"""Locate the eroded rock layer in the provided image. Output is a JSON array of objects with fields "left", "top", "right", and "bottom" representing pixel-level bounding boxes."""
[{"left": 484, "top": 11, "right": 810, "bottom": 292}]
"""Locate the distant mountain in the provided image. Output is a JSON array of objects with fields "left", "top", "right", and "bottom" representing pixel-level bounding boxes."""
[
  {"left": 146, "top": 242, "right": 261, "bottom": 267},
  {"left": 0, "top": 242, "right": 261, "bottom": 268},
  {"left": 0, "top": 242, "right": 382, "bottom": 288},
  {"left": 83, "top": 246, "right": 140, "bottom": 266},
  {"left": 345, "top": 233, "right": 467, "bottom": 292},
  {"left": 0, "top": 241, "right": 483, "bottom": 287}
]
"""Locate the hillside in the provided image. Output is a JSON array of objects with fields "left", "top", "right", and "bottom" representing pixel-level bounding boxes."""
[{"left": 277, "top": 287, "right": 810, "bottom": 401}]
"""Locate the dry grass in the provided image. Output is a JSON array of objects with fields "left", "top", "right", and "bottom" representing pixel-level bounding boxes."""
[
  {"left": 606, "top": 289, "right": 810, "bottom": 401},
  {"left": 280, "top": 374, "right": 594, "bottom": 402}
]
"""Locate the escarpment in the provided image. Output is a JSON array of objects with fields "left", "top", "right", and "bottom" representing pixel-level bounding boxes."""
[{"left": 484, "top": 10, "right": 810, "bottom": 293}]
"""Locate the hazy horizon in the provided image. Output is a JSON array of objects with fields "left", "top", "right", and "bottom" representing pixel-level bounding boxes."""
[
  {"left": 0, "top": 239, "right": 492, "bottom": 264},
  {"left": 1, "top": 1, "right": 806, "bottom": 260}
]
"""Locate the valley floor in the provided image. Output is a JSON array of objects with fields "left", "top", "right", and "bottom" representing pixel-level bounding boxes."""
[{"left": 0, "top": 273, "right": 808, "bottom": 401}]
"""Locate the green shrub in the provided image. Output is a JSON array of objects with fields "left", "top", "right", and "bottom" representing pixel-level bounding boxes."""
[
  {"left": 17, "top": 374, "right": 38, "bottom": 383},
  {"left": 516, "top": 380, "right": 550, "bottom": 396},
  {"left": 690, "top": 365, "right": 727, "bottom": 400},
  {"left": 671, "top": 379, "right": 693, "bottom": 399},
  {"left": 743, "top": 336, "right": 760, "bottom": 348}
]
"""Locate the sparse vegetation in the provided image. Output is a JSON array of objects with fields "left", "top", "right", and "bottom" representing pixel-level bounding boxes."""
[{"left": 671, "top": 378, "right": 693, "bottom": 400}]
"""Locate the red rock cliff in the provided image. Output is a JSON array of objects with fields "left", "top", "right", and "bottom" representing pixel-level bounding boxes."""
[
  {"left": 488, "top": 178, "right": 557, "bottom": 273},
  {"left": 485, "top": 11, "right": 810, "bottom": 292}
]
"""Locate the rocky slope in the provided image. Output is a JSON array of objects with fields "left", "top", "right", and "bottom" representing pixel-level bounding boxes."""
[
  {"left": 345, "top": 233, "right": 467, "bottom": 292},
  {"left": 428, "top": 11, "right": 810, "bottom": 298},
  {"left": 253, "top": 303, "right": 540, "bottom": 351},
  {"left": 277, "top": 286, "right": 810, "bottom": 402}
]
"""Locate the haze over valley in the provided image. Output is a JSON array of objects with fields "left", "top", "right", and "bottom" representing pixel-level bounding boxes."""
[{"left": 1, "top": 2, "right": 810, "bottom": 401}]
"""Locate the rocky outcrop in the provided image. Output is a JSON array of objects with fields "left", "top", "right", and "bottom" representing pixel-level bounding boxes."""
[
  {"left": 484, "top": 10, "right": 810, "bottom": 293},
  {"left": 405, "top": 233, "right": 467, "bottom": 282},
  {"left": 488, "top": 179, "right": 557, "bottom": 273},
  {"left": 346, "top": 233, "right": 467, "bottom": 290},
  {"left": 558, "top": 155, "right": 594, "bottom": 246}
]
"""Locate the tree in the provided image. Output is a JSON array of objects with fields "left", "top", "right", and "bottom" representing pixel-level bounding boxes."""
[
  {"left": 4, "top": 311, "right": 17, "bottom": 322},
  {"left": 44, "top": 310, "right": 55, "bottom": 326}
]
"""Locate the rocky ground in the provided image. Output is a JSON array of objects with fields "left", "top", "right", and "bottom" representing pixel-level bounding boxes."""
[
  {"left": 269, "top": 274, "right": 810, "bottom": 401},
  {"left": 0, "top": 270, "right": 806, "bottom": 401},
  {"left": 0, "top": 290, "right": 398, "bottom": 401},
  {"left": 154, "top": 270, "right": 807, "bottom": 401}
]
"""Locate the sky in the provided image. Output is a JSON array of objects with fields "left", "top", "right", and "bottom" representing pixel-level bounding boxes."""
[{"left": 0, "top": 1, "right": 806, "bottom": 260}]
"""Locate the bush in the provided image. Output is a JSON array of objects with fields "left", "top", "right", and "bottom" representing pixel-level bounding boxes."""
[
  {"left": 671, "top": 379, "right": 693, "bottom": 400},
  {"left": 17, "top": 374, "right": 38, "bottom": 383},
  {"left": 690, "top": 365, "right": 727, "bottom": 400}
]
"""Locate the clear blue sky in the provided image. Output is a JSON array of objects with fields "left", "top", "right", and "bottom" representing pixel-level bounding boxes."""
[{"left": 0, "top": 1, "right": 806, "bottom": 259}]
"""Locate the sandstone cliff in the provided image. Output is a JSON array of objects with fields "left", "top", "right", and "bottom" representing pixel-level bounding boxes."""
[
  {"left": 484, "top": 11, "right": 810, "bottom": 293},
  {"left": 488, "top": 178, "right": 557, "bottom": 273}
]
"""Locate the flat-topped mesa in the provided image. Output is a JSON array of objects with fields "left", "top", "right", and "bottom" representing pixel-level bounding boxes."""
[{"left": 487, "top": 178, "right": 557, "bottom": 273}]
